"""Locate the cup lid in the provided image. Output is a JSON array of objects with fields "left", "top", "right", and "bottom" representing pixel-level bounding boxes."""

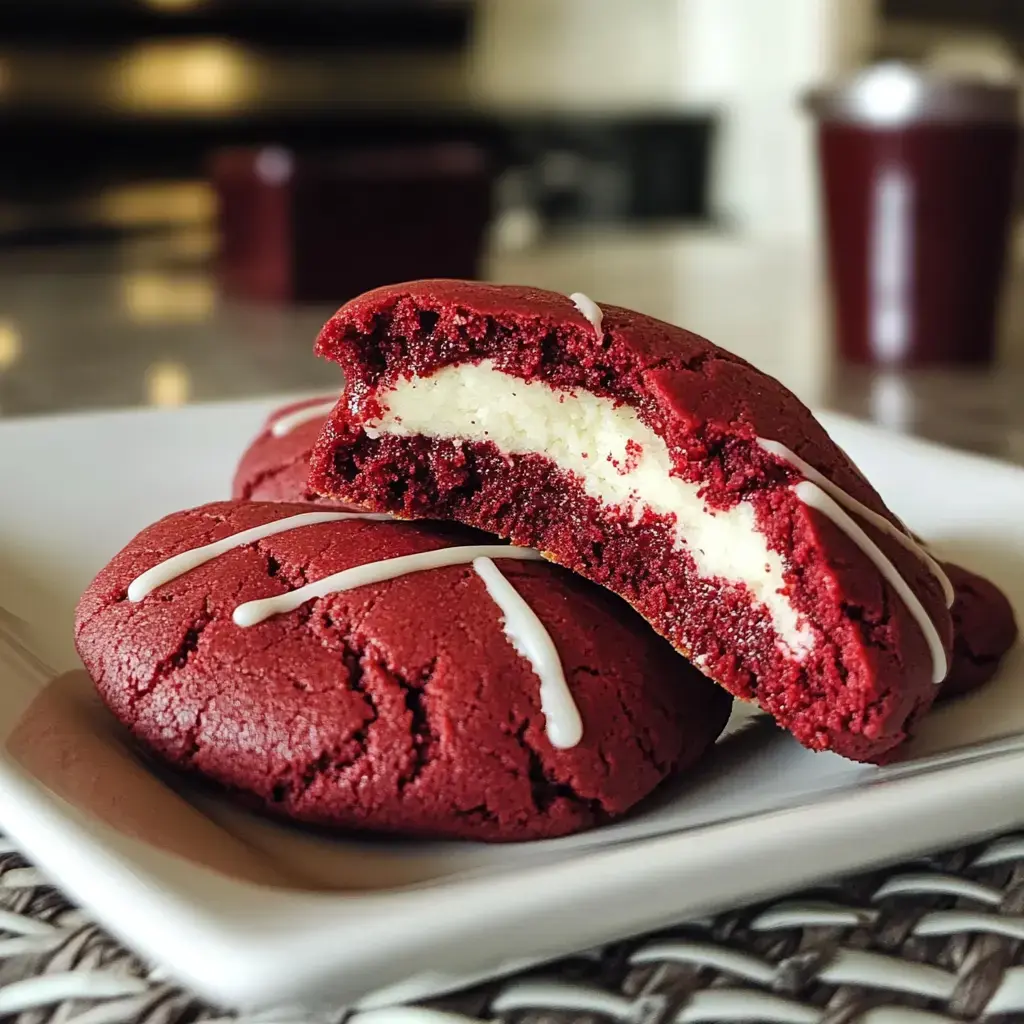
[{"left": 804, "top": 62, "right": 1020, "bottom": 125}]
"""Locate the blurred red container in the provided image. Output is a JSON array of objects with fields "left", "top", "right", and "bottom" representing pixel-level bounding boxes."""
[
  {"left": 807, "top": 65, "right": 1020, "bottom": 366},
  {"left": 211, "top": 144, "right": 493, "bottom": 303}
]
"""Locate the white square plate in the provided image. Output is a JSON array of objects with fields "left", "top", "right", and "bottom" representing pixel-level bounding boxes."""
[{"left": 1, "top": 398, "right": 1023, "bottom": 1012}]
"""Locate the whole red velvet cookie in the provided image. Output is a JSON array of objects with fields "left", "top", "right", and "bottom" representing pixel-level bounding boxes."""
[
  {"left": 939, "top": 561, "right": 1018, "bottom": 700},
  {"left": 233, "top": 396, "right": 342, "bottom": 503},
  {"left": 308, "top": 279, "right": 955, "bottom": 764},
  {"left": 75, "top": 500, "right": 731, "bottom": 842}
]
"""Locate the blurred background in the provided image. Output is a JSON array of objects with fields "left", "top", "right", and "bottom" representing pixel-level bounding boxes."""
[{"left": 3, "top": 0, "right": 1024, "bottom": 462}]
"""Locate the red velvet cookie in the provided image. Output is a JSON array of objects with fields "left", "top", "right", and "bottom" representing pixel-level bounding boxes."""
[
  {"left": 308, "top": 279, "right": 955, "bottom": 764},
  {"left": 75, "top": 500, "right": 731, "bottom": 842},
  {"left": 939, "top": 561, "right": 1018, "bottom": 700},
  {"left": 233, "top": 396, "right": 342, "bottom": 503}
]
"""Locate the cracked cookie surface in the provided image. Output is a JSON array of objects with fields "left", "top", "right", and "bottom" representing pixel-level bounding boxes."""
[{"left": 74, "top": 500, "right": 731, "bottom": 842}]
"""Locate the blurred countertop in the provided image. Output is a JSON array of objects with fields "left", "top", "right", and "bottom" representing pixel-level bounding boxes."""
[{"left": 2, "top": 225, "right": 1024, "bottom": 467}]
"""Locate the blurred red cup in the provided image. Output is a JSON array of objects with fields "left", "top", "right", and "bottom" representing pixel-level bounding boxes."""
[
  {"left": 210, "top": 143, "right": 493, "bottom": 304},
  {"left": 807, "top": 64, "right": 1020, "bottom": 366}
]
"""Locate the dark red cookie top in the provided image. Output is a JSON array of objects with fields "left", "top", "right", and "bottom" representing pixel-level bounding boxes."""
[
  {"left": 75, "top": 501, "right": 731, "bottom": 842},
  {"left": 940, "top": 561, "right": 1018, "bottom": 700},
  {"left": 233, "top": 396, "right": 344, "bottom": 504}
]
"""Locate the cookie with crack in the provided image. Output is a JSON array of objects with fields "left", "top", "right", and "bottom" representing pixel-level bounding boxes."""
[
  {"left": 307, "top": 279, "right": 955, "bottom": 764},
  {"left": 233, "top": 395, "right": 353, "bottom": 504},
  {"left": 75, "top": 500, "right": 731, "bottom": 842}
]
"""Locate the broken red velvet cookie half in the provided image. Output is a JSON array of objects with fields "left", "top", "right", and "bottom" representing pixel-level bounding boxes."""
[{"left": 307, "top": 279, "right": 956, "bottom": 764}]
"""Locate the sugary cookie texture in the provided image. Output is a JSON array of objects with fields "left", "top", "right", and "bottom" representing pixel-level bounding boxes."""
[
  {"left": 308, "top": 279, "right": 955, "bottom": 764},
  {"left": 75, "top": 500, "right": 731, "bottom": 842}
]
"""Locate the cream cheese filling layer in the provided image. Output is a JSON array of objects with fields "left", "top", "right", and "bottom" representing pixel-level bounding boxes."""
[{"left": 363, "top": 360, "right": 816, "bottom": 657}]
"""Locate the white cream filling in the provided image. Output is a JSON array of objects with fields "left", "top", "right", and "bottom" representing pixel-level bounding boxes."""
[{"left": 364, "top": 360, "right": 815, "bottom": 657}]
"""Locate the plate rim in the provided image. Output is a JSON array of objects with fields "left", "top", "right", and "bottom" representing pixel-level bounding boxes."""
[{"left": 2, "top": 403, "right": 1023, "bottom": 1009}]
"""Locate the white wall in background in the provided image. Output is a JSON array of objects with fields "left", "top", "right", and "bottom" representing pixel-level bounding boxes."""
[
  {"left": 675, "top": 0, "right": 877, "bottom": 238},
  {"left": 470, "top": 0, "right": 878, "bottom": 239},
  {"left": 470, "top": 0, "right": 680, "bottom": 112}
]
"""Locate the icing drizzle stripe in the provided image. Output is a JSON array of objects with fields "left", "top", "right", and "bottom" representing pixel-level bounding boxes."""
[
  {"left": 473, "top": 556, "right": 583, "bottom": 749},
  {"left": 758, "top": 438, "right": 954, "bottom": 607},
  {"left": 569, "top": 292, "right": 603, "bottom": 340},
  {"left": 126, "top": 511, "right": 391, "bottom": 602},
  {"left": 794, "top": 481, "right": 948, "bottom": 683},
  {"left": 125, "top": 513, "right": 580, "bottom": 748},
  {"left": 232, "top": 545, "right": 543, "bottom": 626},
  {"left": 269, "top": 398, "right": 338, "bottom": 437}
]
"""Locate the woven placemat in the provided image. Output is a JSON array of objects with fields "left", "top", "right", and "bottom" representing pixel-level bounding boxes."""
[{"left": 5, "top": 833, "right": 1024, "bottom": 1024}]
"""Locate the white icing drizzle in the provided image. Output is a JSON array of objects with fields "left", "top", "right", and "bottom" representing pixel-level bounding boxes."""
[
  {"left": 472, "top": 556, "right": 583, "bottom": 749},
  {"left": 757, "top": 438, "right": 954, "bottom": 607},
  {"left": 231, "top": 544, "right": 542, "bottom": 625},
  {"left": 794, "top": 481, "right": 948, "bottom": 684},
  {"left": 569, "top": 292, "right": 603, "bottom": 339},
  {"left": 269, "top": 397, "right": 338, "bottom": 437},
  {"left": 126, "top": 511, "right": 391, "bottom": 602},
  {"left": 127, "top": 514, "right": 582, "bottom": 747}
]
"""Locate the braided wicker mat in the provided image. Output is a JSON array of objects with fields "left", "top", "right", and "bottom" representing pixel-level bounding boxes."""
[{"left": 6, "top": 835, "right": 1024, "bottom": 1024}]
